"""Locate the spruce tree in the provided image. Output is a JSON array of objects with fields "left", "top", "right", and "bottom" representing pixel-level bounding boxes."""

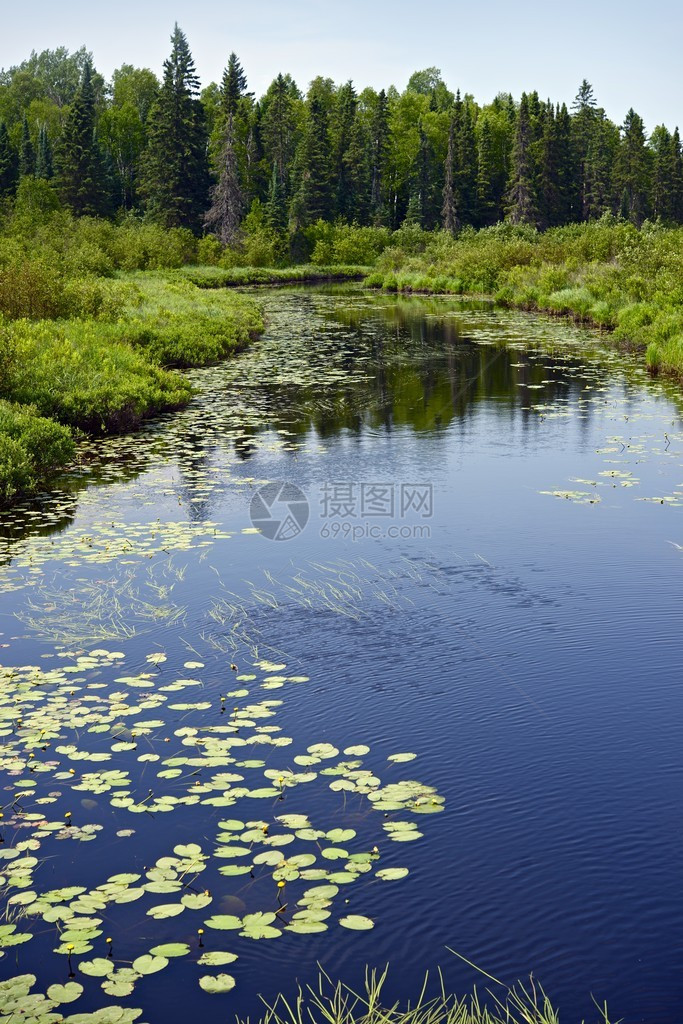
[
  {"left": 614, "top": 108, "right": 651, "bottom": 225},
  {"left": 651, "top": 125, "right": 676, "bottom": 222},
  {"left": 672, "top": 128, "right": 683, "bottom": 223},
  {"left": 0, "top": 122, "right": 18, "bottom": 199},
  {"left": 571, "top": 79, "right": 598, "bottom": 219},
  {"left": 476, "top": 118, "right": 498, "bottom": 226},
  {"left": 583, "top": 113, "right": 616, "bottom": 220},
  {"left": 204, "top": 114, "right": 244, "bottom": 244},
  {"left": 456, "top": 97, "right": 478, "bottom": 225},
  {"left": 369, "top": 89, "right": 390, "bottom": 224},
  {"left": 19, "top": 115, "right": 35, "bottom": 177},
  {"left": 505, "top": 94, "right": 539, "bottom": 226},
  {"left": 342, "top": 117, "right": 371, "bottom": 223},
  {"left": 289, "top": 94, "right": 333, "bottom": 226},
  {"left": 332, "top": 81, "right": 358, "bottom": 220},
  {"left": 56, "top": 61, "right": 110, "bottom": 215},
  {"left": 442, "top": 117, "right": 458, "bottom": 232},
  {"left": 140, "top": 24, "right": 209, "bottom": 230},
  {"left": 35, "top": 124, "right": 53, "bottom": 179},
  {"left": 409, "top": 121, "right": 438, "bottom": 228},
  {"left": 221, "top": 53, "right": 248, "bottom": 118}
]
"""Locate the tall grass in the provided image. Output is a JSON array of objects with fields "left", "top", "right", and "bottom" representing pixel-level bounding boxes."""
[{"left": 248, "top": 967, "right": 611, "bottom": 1024}]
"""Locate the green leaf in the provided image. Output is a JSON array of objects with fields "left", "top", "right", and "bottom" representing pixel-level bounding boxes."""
[
  {"left": 149, "top": 943, "right": 190, "bottom": 958},
  {"left": 47, "top": 981, "right": 84, "bottom": 1004},
  {"left": 146, "top": 903, "right": 184, "bottom": 919},
  {"left": 339, "top": 915, "right": 375, "bottom": 930},
  {"left": 376, "top": 868, "right": 409, "bottom": 881},
  {"left": 204, "top": 915, "right": 242, "bottom": 930},
  {"left": 197, "top": 951, "right": 238, "bottom": 966},
  {"left": 198, "top": 973, "right": 236, "bottom": 994},
  {"left": 78, "top": 958, "right": 114, "bottom": 977},
  {"left": 132, "top": 954, "right": 168, "bottom": 975}
]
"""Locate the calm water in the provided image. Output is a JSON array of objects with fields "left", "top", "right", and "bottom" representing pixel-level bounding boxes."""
[{"left": 0, "top": 288, "right": 682, "bottom": 1023}]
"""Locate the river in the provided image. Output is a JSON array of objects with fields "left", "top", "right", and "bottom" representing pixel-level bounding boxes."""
[{"left": 0, "top": 286, "right": 681, "bottom": 1023}]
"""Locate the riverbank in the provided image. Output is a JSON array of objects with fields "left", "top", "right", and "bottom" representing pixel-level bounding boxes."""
[
  {"left": 0, "top": 259, "right": 263, "bottom": 503},
  {"left": 179, "top": 264, "right": 370, "bottom": 288},
  {"left": 364, "top": 219, "right": 683, "bottom": 382}
]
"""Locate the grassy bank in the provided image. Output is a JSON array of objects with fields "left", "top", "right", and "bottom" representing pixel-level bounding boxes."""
[
  {"left": 179, "top": 264, "right": 370, "bottom": 289},
  {"left": 0, "top": 210, "right": 265, "bottom": 503},
  {"left": 365, "top": 218, "right": 683, "bottom": 380}
]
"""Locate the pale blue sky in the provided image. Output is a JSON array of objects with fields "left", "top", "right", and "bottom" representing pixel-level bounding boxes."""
[{"left": 3, "top": 0, "right": 681, "bottom": 130}]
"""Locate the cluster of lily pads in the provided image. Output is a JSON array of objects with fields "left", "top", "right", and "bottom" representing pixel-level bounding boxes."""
[{"left": 0, "top": 647, "right": 443, "bottom": 1021}]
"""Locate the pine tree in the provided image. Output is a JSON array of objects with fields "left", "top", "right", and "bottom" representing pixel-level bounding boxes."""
[
  {"left": 476, "top": 118, "right": 498, "bottom": 226},
  {"left": 614, "top": 108, "right": 651, "bottom": 225},
  {"left": 0, "top": 122, "right": 18, "bottom": 199},
  {"left": 651, "top": 125, "right": 676, "bottom": 222},
  {"left": 409, "top": 121, "right": 439, "bottom": 228},
  {"left": 369, "top": 89, "right": 390, "bottom": 224},
  {"left": 583, "top": 113, "right": 616, "bottom": 220},
  {"left": 266, "top": 163, "right": 288, "bottom": 231},
  {"left": 56, "top": 61, "right": 110, "bottom": 215},
  {"left": 204, "top": 114, "right": 244, "bottom": 244},
  {"left": 140, "top": 24, "right": 209, "bottom": 230},
  {"left": 19, "top": 115, "right": 35, "bottom": 177},
  {"left": 505, "top": 94, "right": 539, "bottom": 226},
  {"left": 262, "top": 74, "right": 300, "bottom": 187},
  {"left": 332, "top": 81, "right": 358, "bottom": 220},
  {"left": 289, "top": 94, "right": 333, "bottom": 227},
  {"left": 35, "top": 124, "right": 53, "bottom": 179},
  {"left": 221, "top": 53, "right": 248, "bottom": 118},
  {"left": 442, "top": 117, "right": 458, "bottom": 232},
  {"left": 672, "top": 128, "right": 683, "bottom": 223}
]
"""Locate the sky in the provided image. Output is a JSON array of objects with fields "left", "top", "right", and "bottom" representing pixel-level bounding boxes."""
[{"left": 3, "top": 0, "right": 682, "bottom": 131}]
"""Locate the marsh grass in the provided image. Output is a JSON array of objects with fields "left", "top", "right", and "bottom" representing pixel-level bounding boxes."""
[
  {"left": 179, "top": 264, "right": 370, "bottom": 289},
  {"left": 248, "top": 967, "right": 612, "bottom": 1024}
]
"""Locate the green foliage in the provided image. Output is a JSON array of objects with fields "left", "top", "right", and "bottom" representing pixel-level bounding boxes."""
[{"left": 0, "top": 399, "right": 74, "bottom": 502}]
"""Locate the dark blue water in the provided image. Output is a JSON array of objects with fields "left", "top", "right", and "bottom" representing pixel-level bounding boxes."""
[{"left": 0, "top": 288, "right": 682, "bottom": 1023}]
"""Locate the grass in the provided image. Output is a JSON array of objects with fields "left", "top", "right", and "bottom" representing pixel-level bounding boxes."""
[
  {"left": 248, "top": 967, "right": 612, "bottom": 1024},
  {"left": 0, "top": 213, "right": 266, "bottom": 503},
  {"left": 179, "top": 264, "right": 370, "bottom": 289},
  {"left": 365, "top": 218, "right": 683, "bottom": 382}
]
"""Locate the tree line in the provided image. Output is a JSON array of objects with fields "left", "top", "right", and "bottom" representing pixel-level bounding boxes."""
[{"left": 1, "top": 25, "right": 682, "bottom": 248}]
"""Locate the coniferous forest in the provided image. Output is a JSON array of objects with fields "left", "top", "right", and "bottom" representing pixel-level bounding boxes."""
[{"left": 1, "top": 25, "right": 682, "bottom": 247}]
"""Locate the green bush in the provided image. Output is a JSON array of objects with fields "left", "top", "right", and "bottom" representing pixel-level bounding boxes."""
[{"left": 0, "top": 400, "right": 75, "bottom": 502}]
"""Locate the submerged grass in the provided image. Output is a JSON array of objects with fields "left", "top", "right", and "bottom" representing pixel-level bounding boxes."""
[
  {"left": 365, "top": 218, "right": 683, "bottom": 383},
  {"left": 249, "top": 967, "right": 612, "bottom": 1024}
]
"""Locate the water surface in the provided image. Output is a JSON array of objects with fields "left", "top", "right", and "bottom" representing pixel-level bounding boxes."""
[{"left": 1, "top": 288, "right": 682, "bottom": 1024}]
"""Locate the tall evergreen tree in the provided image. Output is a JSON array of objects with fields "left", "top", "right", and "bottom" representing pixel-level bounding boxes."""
[
  {"left": 56, "top": 61, "right": 110, "bottom": 215},
  {"left": 140, "top": 24, "right": 208, "bottom": 230},
  {"left": 571, "top": 79, "right": 597, "bottom": 219},
  {"left": 408, "top": 120, "right": 439, "bottom": 228},
  {"left": 505, "top": 94, "right": 539, "bottom": 225},
  {"left": 331, "top": 81, "right": 358, "bottom": 220},
  {"left": 614, "top": 108, "right": 651, "bottom": 225},
  {"left": 369, "top": 89, "right": 390, "bottom": 224},
  {"left": 476, "top": 117, "right": 498, "bottom": 226},
  {"left": 583, "top": 112, "right": 616, "bottom": 220},
  {"left": 289, "top": 94, "right": 333, "bottom": 227},
  {"left": 442, "top": 117, "right": 457, "bottom": 232},
  {"left": 221, "top": 53, "right": 249, "bottom": 118},
  {"left": 456, "top": 96, "right": 478, "bottom": 224},
  {"left": 651, "top": 125, "right": 676, "bottom": 222},
  {"left": 35, "top": 124, "right": 53, "bottom": 179},
  {"left": 672, "top": 128, "right": 683, "bottom": 223},
  {"left": 19, "top": 115, "right": 35, "bottom": 177},
  {"left": 261, "top": 74, "right": 300, "bottom": 187},
  {"left": 0, "top": 122, "right": 18, "bottom": 199},
  {"left": 204, "top": 114, "right": 243, "bottom": 244}
]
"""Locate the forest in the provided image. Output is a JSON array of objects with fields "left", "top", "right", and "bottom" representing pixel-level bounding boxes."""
[{"left": 1, "top": 24, "right": 682, "bottom": 261}]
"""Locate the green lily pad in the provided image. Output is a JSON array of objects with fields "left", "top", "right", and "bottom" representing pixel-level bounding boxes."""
[
  {"left": 149, "top": 943, "right": 191, "bottom": 958},
  {"left": 339, "top": 915, "right": 375, "bottom": 930},
  {"left": 197, "top": 951, "right": 238, "bottom": 966},
  {"left": 47, "top": 982, "right": 84, "bottom": 1004},
  {"left": 198, "top": 973, "right": 236, "bottom": 994},
  {"left": 132, "top": 954, "right": 168, "bottom": 975}
]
